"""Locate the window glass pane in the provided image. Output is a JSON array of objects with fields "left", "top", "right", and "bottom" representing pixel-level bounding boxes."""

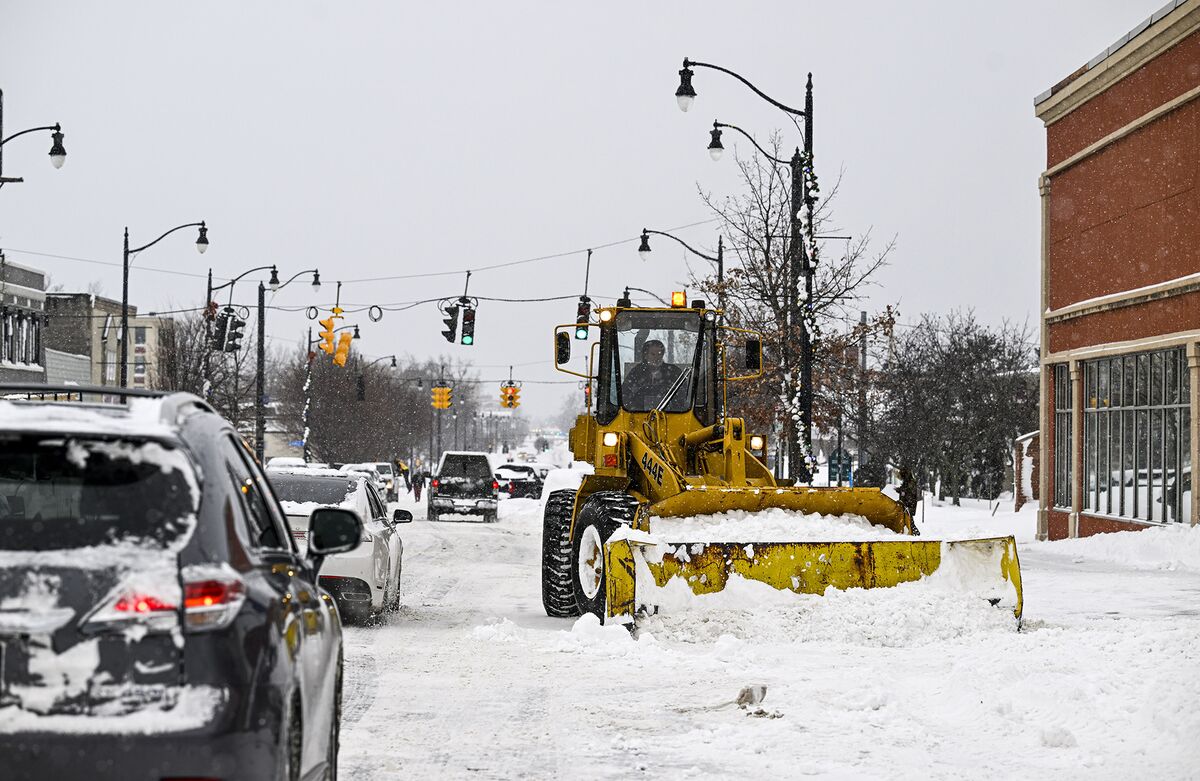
[
  {"left": 1109, "top": 359, "right": 1122, "bottom": 408},
  {"left": 1165, "top": 350, "right": 1180, "bottom": 406},
  {"left": 1181, "top": 408, "right": 1192, "bottom": 525},
  {"left": 1122, "top": 409, "right": 1135, "bottom": 517},
  {"left": 1136, "top": 409, "right": 1149, "bottom": 519},
  {"left": 1108, "top": 411, "right": 1121, "bottom": 515},
  {"left": 1097, "top": 411, "right": 1109, "bottom": 513},
  {"left": 1084, "top": 413, "right": 1095, "bottom": 511},
  {"left": 1150, "top": 409, "right": 1164, "bottom": 521},
  {"left": 1165, "top": 409, "right": 1179, "bottom": 523},
  {"left": 1136, "top": 355, "right": 1149, "bottom": 406},
  {"left": 1097, "top": 363, "right": 1109, "bottom": 409},
  {"left": 1151, "top": 352, "right": 1164, "bottom": 408},
  {"left": 1124, "top": 355, "right": 1135, "bottom": 406}
]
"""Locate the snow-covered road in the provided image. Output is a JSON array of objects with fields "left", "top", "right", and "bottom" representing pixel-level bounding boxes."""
[{"left": 338, "top": 497, "right": 1200, "bottom": 779}]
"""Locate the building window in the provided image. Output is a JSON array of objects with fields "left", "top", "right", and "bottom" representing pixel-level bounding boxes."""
[
  {"left": 135, "top": 326, "right": 147, "bottom": 345},
  {"left": 1083, "top": 347, "right": 1190, "bottom": 524},
  {"left": 134, "top": 356, "right": 146, "bottom": 376},
  {"left": 1053, "top": 364, "right": 1072, "bottom": 509}
]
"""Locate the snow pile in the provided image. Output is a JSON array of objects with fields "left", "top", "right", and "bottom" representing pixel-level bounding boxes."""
[
  {"left": 470, "top": 617, "right": 523, "bottom": 643},
  {"left": 637, "top": 575, "right": 1015, "bottom": 647},
  {"left": 539, "top": 464, "right": 593, "bottom": 499},
  {"left": 497, "top": 498, "right": 543, "bottom": 527},
  {"left": 650, "top": 507, "right": 903, "bottom": 542},
  {"left": 1034, "top": 523, "right": 1200, "bottom": 571}
]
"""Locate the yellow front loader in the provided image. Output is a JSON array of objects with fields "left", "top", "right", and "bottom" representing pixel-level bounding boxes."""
[{"left": 540, "top": 295, "right": 1023, "bottom": 627}]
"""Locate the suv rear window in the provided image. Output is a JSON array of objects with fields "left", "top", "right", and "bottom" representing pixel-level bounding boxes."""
[
  {"left": 269, "top": 473, "right": 356, "bottom": 505},
  {"left": 438, "top": 454, "right": 492, "bottom": 480},
  {"left": 0, "top": 435, "right": 199, "bottom": 551}
]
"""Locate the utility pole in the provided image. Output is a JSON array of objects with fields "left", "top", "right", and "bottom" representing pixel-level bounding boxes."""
[
  {"left": 303, "top": 326, "right": 313, "bottom": 463},
  {"left": 795, "top": 74, "right": 816, "bottom": 484},
  {"left": 857, "top": 309, "right": 868, "bottom": 483},
  {"left": 255, "top": 282, "right": 267, "bottom": 462}
]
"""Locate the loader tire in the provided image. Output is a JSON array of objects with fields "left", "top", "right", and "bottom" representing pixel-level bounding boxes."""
[
  {"left": 570, "top": 492, "right": 640, "bottom": 620},
  {"left": 541, "top": 490, "right": 580, "bottom": 618}
]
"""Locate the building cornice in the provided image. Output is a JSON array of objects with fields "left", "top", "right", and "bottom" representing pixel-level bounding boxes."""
[
  {"left": 1035, "top": 0, "right": 1200, "bottom": 126},
  {"left": 1045, "top": 271, "right": 1200, "bottom": 325}
]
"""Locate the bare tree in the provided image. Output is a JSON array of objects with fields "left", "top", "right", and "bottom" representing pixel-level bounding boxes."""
[
  {"left": 691, "top": 133, "right": 895, "bottom": 469},
  {"left": 154, "top": 310, "right": 255, "bottom": 430}
]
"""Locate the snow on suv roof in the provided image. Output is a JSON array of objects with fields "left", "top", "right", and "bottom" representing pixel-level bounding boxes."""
[{"left": 0, "top": 390, "right": 207, "bottom": 440}]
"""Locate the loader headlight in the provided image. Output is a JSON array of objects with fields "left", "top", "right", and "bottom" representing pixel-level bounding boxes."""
[
  {"left": 602, "top": 432, "right": 619, "bottom": 447},
  {"left": 749, "top": 435, "right": 765, "bottom": 452}
]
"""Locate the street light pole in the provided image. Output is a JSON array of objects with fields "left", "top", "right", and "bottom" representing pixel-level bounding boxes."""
[
  {"left": 680, "top": 59, "right": 817, "bottom": 482},
  {"left": 121, "top": 221, "right": 208, "bottom": 387}
]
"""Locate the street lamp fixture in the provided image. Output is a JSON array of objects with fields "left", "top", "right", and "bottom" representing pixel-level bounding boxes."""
[
  {"left": 637, "top": 230, "right": 652, "bottom": 261},
  {"left": 707, "top": 123, "right": 724, "bottom": 161},
  {"left": 195, "top": 223, "right": 209, "bottom": 254},
  {"left": 267, "top": 266, "right": 281, "bottom": 291},
  {"left": 48, "top": 127, "right": 66, "bottom": 169},
  {"left": 0, "top": 89, "right": 68, "bottom": 185},
  {"left": 311, "top": 270, "right": 322, "bottom": 292},
  {"left": 675, "top": 62, "right": 696, "bottom": 112},
  {"left": 352, "top": 325, "right": 361, "bottom": 339}
]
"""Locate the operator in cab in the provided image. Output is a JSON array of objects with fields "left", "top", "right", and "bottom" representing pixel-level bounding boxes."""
[{"left": 622, "top": 339, "right": 683, "bottom": 409}]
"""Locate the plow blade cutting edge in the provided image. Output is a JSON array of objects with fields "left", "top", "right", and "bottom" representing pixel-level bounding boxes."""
[{"left": 603, "top": 534, "right": 1023, "bottom": 625}]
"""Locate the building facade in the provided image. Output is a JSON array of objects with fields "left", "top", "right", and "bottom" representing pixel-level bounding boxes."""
[
  {"left": 1034, "top": 0, "right": 1199, "bottom": 539},
  {"left": 44, "top": 294, "right": 169, "bottom": 388},
  {"left": 0, "top": 253, "right": 47, "bottom": 383}
]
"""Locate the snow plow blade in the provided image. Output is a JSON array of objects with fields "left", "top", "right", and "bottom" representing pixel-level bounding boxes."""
[
  {"left": 604, "top": 535, "right": 1023, "bottom": 624},
  {"left": 651, "top": 486, "right": 912, "bottom": 533}
]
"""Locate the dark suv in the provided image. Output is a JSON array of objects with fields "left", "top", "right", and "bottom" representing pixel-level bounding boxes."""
[
  {"left": 428, "top": 451, "right": 498, "bottom": 522},
  {"left": 0, "top": 385, "right": 362, "bottom": 781}
]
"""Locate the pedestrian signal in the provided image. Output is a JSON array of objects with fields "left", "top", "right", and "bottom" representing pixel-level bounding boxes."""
[{"left": 333, "top": 332, "right": 352, "bottom": 367}]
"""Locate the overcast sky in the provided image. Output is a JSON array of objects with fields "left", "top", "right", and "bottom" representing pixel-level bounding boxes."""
[{"left": 1, "top": 1, "right": 1152, "bottom": 414}]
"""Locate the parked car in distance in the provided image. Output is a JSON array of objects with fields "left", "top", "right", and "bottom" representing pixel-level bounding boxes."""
[
  {"left": 270, "top": 469, "right": 411, "bottom": 622},
  {"left": 0, "top": 384, "right": 361, "bottom": 781},
  {"left": 429, "top": 451, "right": 499, "bottom": 522},
  {"left": 372, "top": 461, "right": 399, "bottom": 501},
  {"left": 495, "top": 462, "right": 542, "bottom": 499},
  {"left": 339, "top": 462, "right": 388, "bottom": 500}
]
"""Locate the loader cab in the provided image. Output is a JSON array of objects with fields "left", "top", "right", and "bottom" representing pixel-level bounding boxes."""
[{"left": 595, "top": 307, "right": 718, "bottom": 426}]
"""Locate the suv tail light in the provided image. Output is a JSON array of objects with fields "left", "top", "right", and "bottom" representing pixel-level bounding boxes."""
[
  {"left": 181, "top": 565, "right": 246, "bottom": 632},
  {"left": 492, "top": 479, "right": 499, "bottom": 492},
  {"left": 82, "top": 565, "right": 246, "bottom": 634},
  {"left": 431, "top": 479, "right": 439, "bottom": 491}
]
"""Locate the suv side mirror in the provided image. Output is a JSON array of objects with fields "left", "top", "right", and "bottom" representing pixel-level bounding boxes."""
[
  {"left": 555, "top": 331, "right": 571, "bottom": 364},
  {"left": 308, "top": 507, "right": 362, "bottom": 574},
  {"left": 745, "top": 338, "right": 762, "bottom": 371},
  {"left": 392, "top": 508, "right": 413, "bottom": 524}
]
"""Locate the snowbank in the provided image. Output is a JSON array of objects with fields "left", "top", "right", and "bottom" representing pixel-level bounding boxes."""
[
  {"left": 1033, "top": 522, "right": 1200, "bottom": 571},
  {"left": 539, "top": 464, "right": 593, "bottom": 499},
  {"left": 649, "top": 508, "right": 902, "bottom": 542}
]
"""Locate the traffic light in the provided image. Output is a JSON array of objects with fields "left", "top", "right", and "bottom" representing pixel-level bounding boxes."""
[
  {"left": 318, "top": 317, "right": 337, "bottom": 355},
  {"left": 499, "top": 385, "right": 520, "bottom": 408},
  {"left": 356, "top": 374, "right": 366, "bottom": 401},
  {"left": 210, "top": 310, "right": 230, "bottom": 350},
  {"left": 224, "top": 316, "right": 246, "bottom": 353},
  {"left": 441, "top": 305, "right": 459, "bottom": 343},
  {"left": 333, "top": 332, "right": 353, "bottom": 367},
  {"left": 575, "top": 297, "right": 591, "bottom": 340},
  {"left": 431, "top": 386, "right": 453, "bottom": 409},
  {"left": 460, "top": 306, "right": 476, "bottom": 346}
]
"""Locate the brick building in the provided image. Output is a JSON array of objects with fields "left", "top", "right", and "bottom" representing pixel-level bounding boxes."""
[{"left": 1034, "top": 0, "right": 1199, "bottom": 539}]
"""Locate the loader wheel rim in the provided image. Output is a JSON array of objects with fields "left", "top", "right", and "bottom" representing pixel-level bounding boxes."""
[{"left": 577, "top": 524, "right": 604, "bottom": 601}]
